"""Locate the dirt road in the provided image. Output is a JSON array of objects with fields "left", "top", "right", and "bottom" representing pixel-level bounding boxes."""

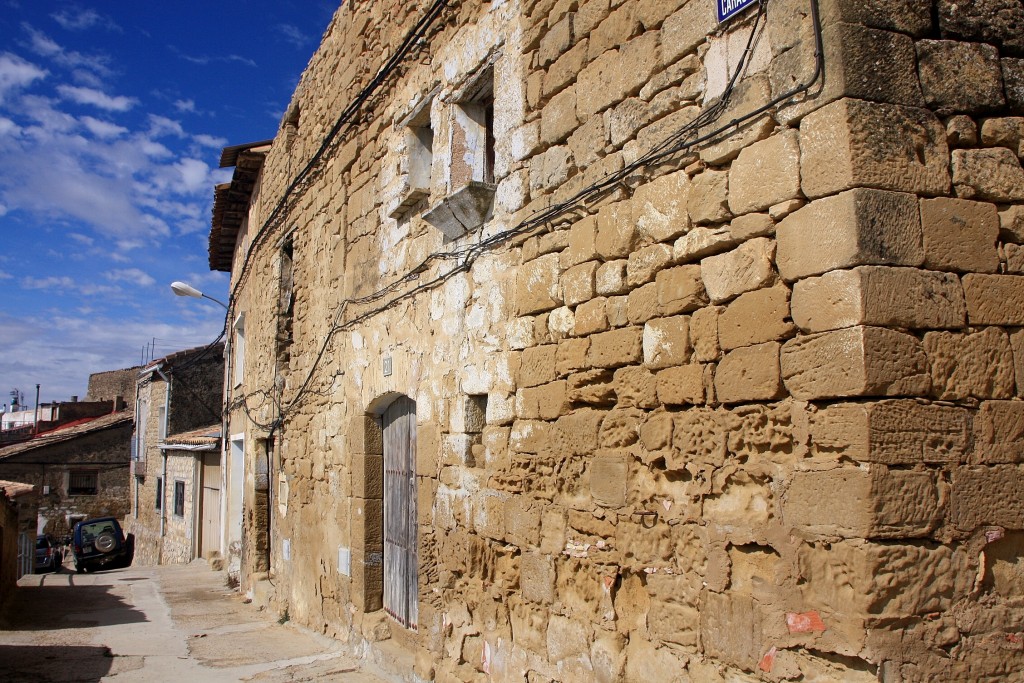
[{"left": 0, "top": 559, "right": 392, "bottom": 682}]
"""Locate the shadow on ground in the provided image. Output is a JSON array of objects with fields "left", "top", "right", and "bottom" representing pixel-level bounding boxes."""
[
  {"left": 1, "top": 575, "right": 147, "bottom": 631},
  {"left": 0, "top": 644, "right": 114, "bottom": 683}
]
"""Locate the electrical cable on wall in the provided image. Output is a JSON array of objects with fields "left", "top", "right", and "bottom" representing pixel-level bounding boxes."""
[{"left": 230, "top": 0, "right": 825, "bottom": 432}]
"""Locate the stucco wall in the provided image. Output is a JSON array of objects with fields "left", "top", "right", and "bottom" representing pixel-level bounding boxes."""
[{"left": 223, "top": 1, "right": 1024, "bottom": 681}]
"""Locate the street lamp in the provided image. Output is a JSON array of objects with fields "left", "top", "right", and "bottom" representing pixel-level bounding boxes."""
[{"left": 170, "top": 281, "right": 228, "bottom": 310}]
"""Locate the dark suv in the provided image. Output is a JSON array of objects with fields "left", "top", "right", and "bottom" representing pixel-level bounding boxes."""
[{"left": 72, "top": 517, "right": 134, "bottom": 573}]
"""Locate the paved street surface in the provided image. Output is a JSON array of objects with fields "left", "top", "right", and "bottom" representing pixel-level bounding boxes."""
[{"left": 0, "top": 559, "right": 392, "bottom": 682}]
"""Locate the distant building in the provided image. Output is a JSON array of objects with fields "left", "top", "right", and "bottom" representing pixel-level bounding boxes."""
[
  {"left": 123, "top": 344, "right": 224, "bottom": 566},
  {"left": 0, "top": 412, "right": 133, "bottom": 538}
]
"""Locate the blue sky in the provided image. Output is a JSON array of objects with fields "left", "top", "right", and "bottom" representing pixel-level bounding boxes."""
[{"left": 0, "top": 1, "right": 337, "bottom": 406}]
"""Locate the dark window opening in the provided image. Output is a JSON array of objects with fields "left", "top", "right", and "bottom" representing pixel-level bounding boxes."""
[
  {"left": 68, "top": 471, "right": 98, "bottom": 496},
  {"left": 155, "top": 477, "right": 163, "bottom": 510},
  {"left": 173, "top": 481, "right": 185, "bottom": 517}
]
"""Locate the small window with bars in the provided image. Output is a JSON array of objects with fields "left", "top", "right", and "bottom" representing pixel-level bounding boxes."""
[{"left": 68, "top": 471, "right": 98, "bottom": 496}]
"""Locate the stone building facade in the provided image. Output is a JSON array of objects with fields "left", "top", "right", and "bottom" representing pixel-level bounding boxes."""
[
  {"left": 124, "top": 345, "right": 224, "bottom": 566},
  {"left": 212, "top": 1, "right": 1024, "bottom": 680},
  {"left": 0, "top": 413, "right": 133, "bottom": 538}
]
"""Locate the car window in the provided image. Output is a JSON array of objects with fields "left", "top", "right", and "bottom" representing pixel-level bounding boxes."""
[{"left": 36, "top": 537, "right": 50, "bottom": 549}]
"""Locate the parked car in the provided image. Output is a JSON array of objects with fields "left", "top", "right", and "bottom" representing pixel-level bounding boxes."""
[
  {"left": 71, "top": 517, "right": 134, "bottom": 573},
  {"left": 34, "top": 534, "right": 63, "bottom": 573}
]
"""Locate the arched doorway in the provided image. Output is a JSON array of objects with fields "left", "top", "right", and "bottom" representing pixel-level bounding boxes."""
[{"left": 382, "top": 395, "right": 418, "bottom": 630}]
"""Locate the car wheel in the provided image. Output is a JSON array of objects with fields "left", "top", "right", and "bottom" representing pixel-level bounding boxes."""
[
  {"left": 75, "top": 565, "right": 84, "bottom": 573},
  {"left": 95, "top": 532, "right": 117, "bottom": 554}
]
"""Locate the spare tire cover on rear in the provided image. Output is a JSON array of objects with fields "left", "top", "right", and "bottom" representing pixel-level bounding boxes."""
[{"left": 95, "top": 532, "right": 117, "bottom": 554}]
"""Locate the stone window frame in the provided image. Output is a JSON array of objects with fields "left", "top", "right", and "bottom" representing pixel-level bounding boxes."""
[
  {"left": 389, "top": 92, "right": 436, "bottom": 221},
  {"left": 232, "top": 313, "right": 246, "bottom": 387},
  {"left": 421, "top": 64, "right": 498, "bottom": 241}
]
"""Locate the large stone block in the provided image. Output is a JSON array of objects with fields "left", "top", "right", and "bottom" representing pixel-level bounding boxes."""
[
  {"left": 781, "top": 326, "right": 930, "bottom": 400},
  {"left": 791, "top": 267, "right": 966, "bottom": 332},
  {"left": 662, "top": 0, "right": 715, "bottom": 63},
  {"left": 808, "top": 400, "right": 970, "bottom": 465},
  {"left": 590, "top": 450, "right": 628, "bottom": 507},
  {"left": 715, "top": 342, "right": 784, "bottom": 404},
  {"left": 799, "top": 98, "right": 950, "bottom": 199},
  {"left": 594, "top": 201, "right": 635, "bottom": 260},
  {"left": 517, "top": 253, "right": 563, "bottom": 316},
  {"left": 917, "top": 40, "right": 1006, "bottom": 114},
  {"left": 655, "top": 264, "right": 707, "bottom": 315},
  {"left": 718, "top": 286, "right": 794, "bottom": 351},
  {"left": 700, "top": 237, "right": 776, "bottom": 304},
  {"left": 626, "top": 244, "right": 673, "bottom": 288},
  {"left": 700, "top": 591, "right": 764, "bottom": 671},
  {"left": 951, "top": 465, "right": 1024, "bottom": 532},
  {"left": 974, "top": 401, "right": 1024, "bottom": 464},
  {"left": 919, "top": 197, "right": 1000, "bottom": 273},
  {"left": 521, "top": 552, "right": 556, "bottom": 604},
  {"left": 776, "top": 189, "right": 924, "bottom": 281},
  {"left": 626, "top": 282, "right": 659, "bottom": 324},
  {"left": 686, "top": 169, "right": 730, "bottom": 225},
  {"left": 656, "top": 364, "right": 706, "bottom": 405},
  {"left": 819, "top": 0, "right": 933, "bottom": 37},
  {"left": 962, "top": 273, "right": 1024, "bottom": 325},
  {"left": 642, "top": 315, "right": 690, "bottom": 370},
  {"left": 1004, "top": 57, "right": 1024, "bottom": 113},
  {"left": 541, "top": 85, "right": 581, "bottom": 144},
  {"left": 633, "top": 170, "right": 690, "bottom": 243},
  {"left": 576, "top": 48, "right": 629, "bottom": 119},
  {"left": 923, "top": 327, "right": 1016, "bottom": 401},
  {"left": 937, "top": 0, "right": 1024, "bottom": 56},
  {"left": 1012, "top": 328, "right": 1024, "bottom": 397},
  {"left": 689, "top": 305, "right": 721, "bottom": 362},
  {"left": 952, "top": 148, "right": 1024, "bottom": 202},
  {"left": 728, "top": 130, "right": 802, "bottom": 215},
  {"left": 588, "top": 326, "right": 643, "bottom": 368},
  {"left": 562, "top": 261, "right": 598, "bottom": 307},
  {"left": 798, "top": 540, "right": 954, "bottom": 618},
  {"left": 785, "top": 468, "right": 942, "bottom": 538},
  {"left": 772, "top": 22, "right": 925, "bottom": 125},
  {"left": 519, "top": 345, "right": 558, "bottom": 388},
  {"left": 613, "top": 366, "right": 657, "bottom": 410},
  {"left": 562, "top": 215, "right": 598, "bottom": 268}
]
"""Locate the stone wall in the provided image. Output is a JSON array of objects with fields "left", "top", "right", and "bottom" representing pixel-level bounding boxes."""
[
  {"left": 86, "top": 367, "right": 140, "bottom": 409},
  {"left": 224, "top": 0, "right": 1024, "bottom": 680}
]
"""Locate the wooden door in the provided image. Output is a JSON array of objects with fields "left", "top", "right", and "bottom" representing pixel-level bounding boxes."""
[
  {"left": 383, "top": 395, "right": 418, "bottom": 630},
  {"left": 200, "top": 452, "right": 221, "bottom": 558}
]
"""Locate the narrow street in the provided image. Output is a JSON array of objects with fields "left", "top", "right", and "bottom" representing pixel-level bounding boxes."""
[{"left": 0, "top": 560, "right": 391, "bottom": 683}]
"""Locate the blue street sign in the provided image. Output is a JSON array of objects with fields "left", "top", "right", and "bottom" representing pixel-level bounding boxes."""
[{"left": 717, "top": 0, "right": 758, "bottom": 23}]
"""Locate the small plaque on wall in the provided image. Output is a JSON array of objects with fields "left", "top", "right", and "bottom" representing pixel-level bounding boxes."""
[{"left": 383, "top": 356, "right": 393, "bottom": 377}]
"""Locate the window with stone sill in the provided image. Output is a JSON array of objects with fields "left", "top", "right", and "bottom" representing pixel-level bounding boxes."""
[
  {"left": 423, "top": 67, "right": 497, "bottom": 240},
  {"left": 390, "top": 96, "right": 435, "bottom": 221}
]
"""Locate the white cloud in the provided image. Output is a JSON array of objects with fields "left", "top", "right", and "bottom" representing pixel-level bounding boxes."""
[
  {"left": 277, "top": 24, "right": 309, "bottom": 49},
  {"left": 147, "top": 114, "right": 185, "bottom": 138},
  {"left": 0, "top": 117, "right": 18, "bottom": 137},
  {"left": 69, "top": 233, "right": 94, "bottom": 246},
  {"left": 105, "top": 268, "right": 155, "bottom": 287},
  {"left": 0, "top": 52, "right": 47, "bottom": 104},
  {"left": 23, "top": 275, "right": 75, "bottom": 290},
  {"left": 193, "top": 133, "right": 226, "bottom": 149},
  {"left": 52, "top": 8, "right": 120, "bottom": 32},
  {"left": 0, "top": 270, "right": 11, "bottom": 279},
  {"left": 81, "top": 115, "right": 127, "bottom": 138},
  {"left": 57, "top": 84, "right": 136, "bottom": 111},
  {"left": 174, "top": 99, "right": 195, "bottom": 113},
  {"left": 22, "top": 25, "right": 113, "bottom": 77}
]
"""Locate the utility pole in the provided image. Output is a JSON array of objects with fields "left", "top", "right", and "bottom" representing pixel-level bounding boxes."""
[{"left": 33, "top": 384, "right": 40, "bottom": 435}]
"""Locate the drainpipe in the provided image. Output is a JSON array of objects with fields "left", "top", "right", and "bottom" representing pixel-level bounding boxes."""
[
  {"left": 33, "top": 384, "right": 40, "bottom": 435},
  {"left": 156, "top": 365, "right": 171, "bottom": 562}
]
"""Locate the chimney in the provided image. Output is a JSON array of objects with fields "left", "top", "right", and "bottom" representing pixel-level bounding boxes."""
[
  {"left": 114, "top": 395, "right": 125, "bottom": 412},
  {"left": 71, "top": 396, "right": 78, "bottom": 403}
]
